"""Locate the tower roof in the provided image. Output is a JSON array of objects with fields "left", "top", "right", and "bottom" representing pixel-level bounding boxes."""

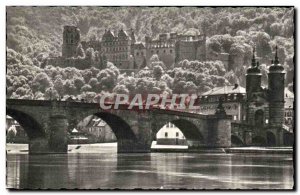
[
  {"left": 269, "top": 45, "right": 284, "bottom": 72},
  {"left": 247, "top": 47, "right": 261, "bottom": 74},
  {"left": 118, "top": 29, "right": 129, "bottom": 40}
]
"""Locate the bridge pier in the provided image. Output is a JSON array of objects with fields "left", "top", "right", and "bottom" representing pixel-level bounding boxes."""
[
  {"left": 118, "top": 139, "right": 152, "bottom": 153},
  {"left": 29, "top": 138, "right": 50, "bottom": 154},
  {"left": 48, "top": 115, "right": 68, "bottom": 153},
  {"left": 207, "top": 116, "right": 232, "bottom": 148}
]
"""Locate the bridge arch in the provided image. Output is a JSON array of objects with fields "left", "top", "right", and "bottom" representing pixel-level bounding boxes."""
[
  {"left": 153, "top": 118, "right": 204, "bottom": 148},
  {"left": 170, "top": 119, "right": 203, "bottom": 141},
  {"left": 6, "top": 108, "right": 46, "bottom": 139},
  {"left": 92, "top": 112, "right": 137, "bottom": 140},
  {"left": 73, "top": 111, "right": 139, "bottom": 152}
]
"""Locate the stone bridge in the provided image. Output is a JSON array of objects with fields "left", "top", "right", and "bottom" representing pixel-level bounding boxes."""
[
  {"left": 231, "top": 122, "right": 293, "bottom": 146},
  {"left": 7, "top": 99, "right": 232, "bottom": 154}
]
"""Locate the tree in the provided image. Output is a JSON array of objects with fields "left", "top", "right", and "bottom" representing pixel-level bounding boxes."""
[
  {"left": 44, "top": 87, "right": 59, "bottom": 100},
  {"left": 54, "top": 76, "right": 65, "bottom": 96},
  {"left": 86, "top": 47, "right": 95, "bottom": 63},
  {"left": 76, "top": 44, "right": 85, "bottom": 58},
  {"left": 113, "top": 84, "right": 129, "bottom": 94},
  {"left": 74, "top": 77, "right": 85, "bottom": 91},
  {"left": 153, "top": 65, "right": 164, "bottom": 80},
  {"left": 31, "top": 72, "right": 52, "bottom": 93},
  {"left": 64, "top": 79, "right": 77, "bottom": 95},
  {"left": 80, "top": 84, "right": 92, "bottom": 93}
]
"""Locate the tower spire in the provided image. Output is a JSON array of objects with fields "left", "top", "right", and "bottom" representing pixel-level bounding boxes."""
[
  {"left": 251, "top": 47, "right": 256, "bottom": 67},
  {"left": 274, "top": 45, "right": 279, "bottom": 65}
]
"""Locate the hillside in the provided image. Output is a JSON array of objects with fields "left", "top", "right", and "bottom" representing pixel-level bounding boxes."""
[{"left": 6, "top": 7, "right": 294, "bottom": 100}]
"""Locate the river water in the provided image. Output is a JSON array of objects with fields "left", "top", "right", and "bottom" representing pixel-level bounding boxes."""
[{"left": 6, "top": 145, "right": 294, "bottom": 190}]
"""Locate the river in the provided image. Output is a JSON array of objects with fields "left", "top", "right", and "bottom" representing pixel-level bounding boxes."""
[{"left": 6, "top": 144, "right": 294, "bottom": 190}]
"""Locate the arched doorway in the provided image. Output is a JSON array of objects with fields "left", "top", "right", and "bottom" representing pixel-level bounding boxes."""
[
  {"left": 266, "top": 131, "right": 276, "bottom": 146},
  {"left": 255, "top": 109, "right": 264, "bottom": 127}
]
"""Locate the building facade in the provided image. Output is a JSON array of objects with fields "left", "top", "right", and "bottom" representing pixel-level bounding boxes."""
[
  {"left": 198, "top": 84, "right": 247, "bottom": 122},
  {"left": 156, "top": 122, "right": 187, "bottom": 145},
  {"left": 77, "top": 115, "right": 117, "bottom": 143}
]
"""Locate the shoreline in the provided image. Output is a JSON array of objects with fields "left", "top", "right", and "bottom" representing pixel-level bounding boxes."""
[{"left": 6, "top": 143, "right": 293, "bottom": 155}]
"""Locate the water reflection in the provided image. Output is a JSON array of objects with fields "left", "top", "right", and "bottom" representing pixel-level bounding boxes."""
[{"left": 7, "top": 152, "right": 293, "bottom": 189}]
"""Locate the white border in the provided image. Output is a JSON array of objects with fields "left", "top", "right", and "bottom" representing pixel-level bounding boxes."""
[{"left": 0, "top": 1, "right": 298, "bottom": 194}]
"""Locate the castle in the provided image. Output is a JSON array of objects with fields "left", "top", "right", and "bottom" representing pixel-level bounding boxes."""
[{"left": 47, "top": 25, "right": 229, "bottom": 70}]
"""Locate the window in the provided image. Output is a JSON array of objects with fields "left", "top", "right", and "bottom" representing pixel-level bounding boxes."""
[
  {"left": 265, "top": 119, "right": 269, "bottom": 124},
  {"left": 233, "top": 115, "right": 237, "bottom": 121},
  {"left": 136, "top": 52, "right": 139, "bottom": 56},
  {"left": 170, "top": 49, "right": 173, "bottom": 53},
  {"left": 164, "top": 50, "right": 166, "bottom": 53},
  {"left": 157, "top": 50, "right": 159, "bottom": 54},
  {"left": 165, "top": 132, "right": 168, "bottom": 138},
  {"left": 151, "top": 50, "right": 154, "bottom": 53},
  {"left": 176, "top": 132, "right": 179, "bottom": 137}
]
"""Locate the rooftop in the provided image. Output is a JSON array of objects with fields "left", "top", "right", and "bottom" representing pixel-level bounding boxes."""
[
  {"left": 202, "top": 85, "right": 246, "bottom": 96},
  {"left": 285, "top": 88, "right": 294, "bottom": 98}
]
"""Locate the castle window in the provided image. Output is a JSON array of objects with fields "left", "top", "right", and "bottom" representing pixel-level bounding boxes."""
[
  {"left": 136, "top": 52, "right": 139, "bottom": 56},
  {"left": 176, "top": 132, "right": 179, "bottom": 137},
  {"left": 165, "top": 132, "right": 168, "bottom": 138},
  {"left": 157, "top": 50, "right": 159, "bottom": 54},
  {"left": 164, "top": 50, "right": 166, "bottom": 53},
  {"left": 233, "top": 115, "right": 237, "bottom": 121},
  {"left": 170, "top": 49, "right": 173, "bottom": 53}
]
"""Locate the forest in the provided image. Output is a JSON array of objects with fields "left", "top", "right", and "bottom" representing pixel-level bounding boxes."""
[{"left": 6, "top": 7, "right": 294, "bottom": 100}]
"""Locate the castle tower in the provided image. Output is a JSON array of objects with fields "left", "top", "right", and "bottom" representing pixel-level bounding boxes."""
[
  {"left": 268, "top": 45, "right": 285, "bottom": 126},
  {"left": 246, "top": 47, "right": 262, "bottom": 100},
  {"left": 62, "top": 26, "right": 81, "bottom": 58}
]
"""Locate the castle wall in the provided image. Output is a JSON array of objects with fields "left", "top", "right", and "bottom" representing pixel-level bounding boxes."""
[
  {"left": 145, "top": 40, "right": 176, "bottom": 68},
  {"left": 133, "top": 48, "right": 146, "bottom": 69}
]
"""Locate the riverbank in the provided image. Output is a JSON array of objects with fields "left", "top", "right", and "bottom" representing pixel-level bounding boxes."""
[{"left": 6, "top": 143, "right": 293, "bottom": 154}]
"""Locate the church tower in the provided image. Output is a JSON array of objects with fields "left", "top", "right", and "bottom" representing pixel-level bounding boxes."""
[
  {"left": 62, "top": 26, "right": 81, "bottom": 58},
  {"left": 268, "top": 45, "right": 285, "bottom": 126}
]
